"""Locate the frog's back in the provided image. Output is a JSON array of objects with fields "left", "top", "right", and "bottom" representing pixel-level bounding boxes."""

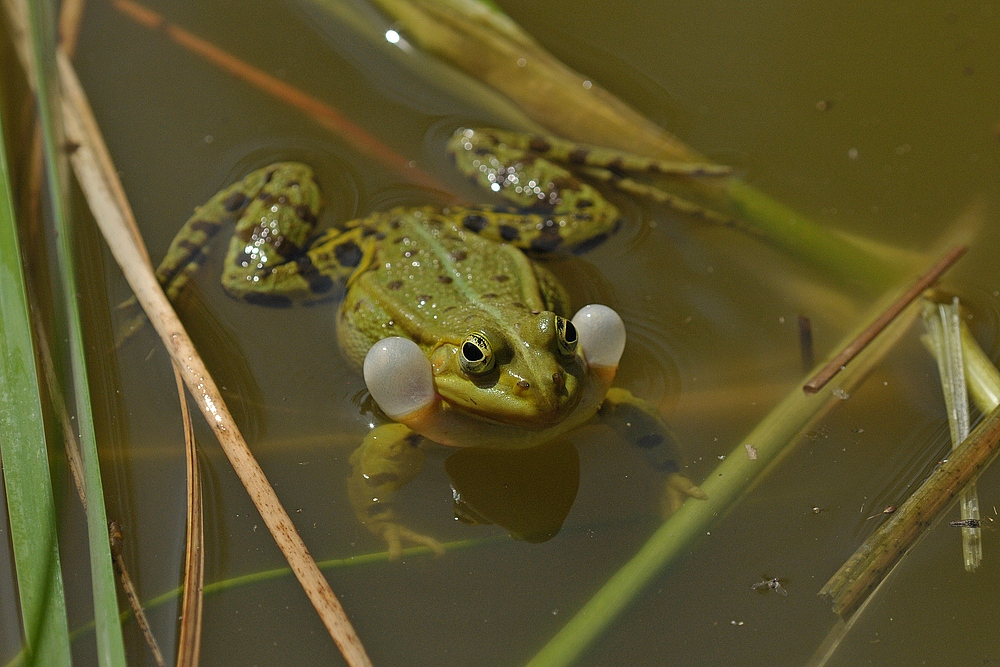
[{"left": 337, "top": 209, "right": 567, "bottom": 368}]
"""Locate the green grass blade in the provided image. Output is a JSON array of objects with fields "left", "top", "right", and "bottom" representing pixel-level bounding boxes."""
[
  {"left": 0, "top": 66, "right": 72, "bottom": 667},
  {"left": 25, "top": 1, "right": 128, "bottom": 666}
]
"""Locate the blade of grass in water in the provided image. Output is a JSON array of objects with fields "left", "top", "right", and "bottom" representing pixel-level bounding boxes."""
[
  {"left": 23, "top": 0, "right": 128, "bottom": 664},
  {"left": 0, "top": 47, "right": 72, "bottom": 667},
  {"left": 922, "top": 298, "right": 980, "bottom": 570},
  {"left": 526, "top": 268, "right": 929, "bottom": 667}
]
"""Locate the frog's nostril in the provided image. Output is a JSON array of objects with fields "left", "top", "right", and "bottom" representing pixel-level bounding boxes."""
[
  {"left": 552, "top": 372, "right": 564, "bottom": 388},
  {"left": 517, "top": 380, "right": 530, "bottom": 389}
]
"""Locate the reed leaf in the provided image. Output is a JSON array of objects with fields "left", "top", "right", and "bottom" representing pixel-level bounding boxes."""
[
  {"left": 22, "top": 0, "right": 127, "bottom": 664},
  {"left": 0, "top": 51, "right": 71, "bottom": 667}
]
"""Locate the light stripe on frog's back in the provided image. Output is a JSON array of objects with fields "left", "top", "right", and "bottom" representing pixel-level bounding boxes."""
[{"left": 356, "top": 211, "right": 546, "bottom": 349}]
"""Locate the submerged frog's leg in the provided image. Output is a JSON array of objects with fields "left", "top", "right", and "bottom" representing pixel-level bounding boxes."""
[
  {"left": 595, "top": 387, "right": 707, "bottom": 516},
  {"left": 347, "top": 423, "right": 445, "bottom": 559}
]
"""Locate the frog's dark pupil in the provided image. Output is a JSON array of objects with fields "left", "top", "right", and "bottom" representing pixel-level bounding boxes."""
[
  {"left": 563, "top": 320, "right": 578, "bottom": 344},
  {"left": 463, "top": 342, "right": 483, "bottom": 362}
]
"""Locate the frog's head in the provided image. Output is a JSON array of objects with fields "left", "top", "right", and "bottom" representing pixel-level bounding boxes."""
[{"left": 363, "top": 305, "right": 626, "bottom": 443}]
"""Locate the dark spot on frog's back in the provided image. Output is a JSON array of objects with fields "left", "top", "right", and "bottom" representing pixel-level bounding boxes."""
[
  {"left": 568, "top": 148, "right": 589, "bottom": 165},
  {"left": 463, "top": 214, "right": 488, "bottom": 232},
  {"left": 386, "top": 280, "right": 404, "bottom": 290},
  {"left": 294, "top": 255, "right": 334, "bottom": 294},
  {"left": 606, "top": 158, "right": 626, "bottom": 178},
  {"left": 188, "top": 218, "right": 216, "bottom": 233},
  {"left": 499, "top": 225, "right": 520, "bottom": 241},
  {"left": 530, "top": 224, "right": 562, "bottom": 253},
  {"left": 223, "top": 191, "right": 249, "bottom": 212},
  {"left": 437, "top": 275, "right": 453, "bottom": 284},
  {"left": 294, "top": 204, "right": 317, "bottom": 225},
  {"left": 493, "top": 274, "right": 510, "bottom": 282},
  {"left": 334, "top": 241, "right": 362, "bottom": 268},
  {"left": 528, "top": 136, "right": 552, "bottom": 153},
  {"left": 451, "top": 249, "right": 468, "bottom": 262}
]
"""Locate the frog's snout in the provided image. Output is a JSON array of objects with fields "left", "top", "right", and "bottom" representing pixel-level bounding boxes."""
[{"left": 572, "top": 305, "right": 626, "bottom": 370}]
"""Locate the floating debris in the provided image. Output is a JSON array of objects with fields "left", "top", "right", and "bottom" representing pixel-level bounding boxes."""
[
  {"left": 744, "top": 443, "right": 758, "bottom": 460},
  {"left": 866, "top": 505, "right": 897, "bottom": 520},
  {"left": 752, "top": 577, "right": 788, "bottom": 596},
  {"left": 831, "top": 387, "right": 851, "bottom": 400}
]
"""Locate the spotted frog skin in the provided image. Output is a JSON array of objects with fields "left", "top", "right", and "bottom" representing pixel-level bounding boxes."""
[{"left": 155, "top": 128, "right": 723, "bottom": 557}]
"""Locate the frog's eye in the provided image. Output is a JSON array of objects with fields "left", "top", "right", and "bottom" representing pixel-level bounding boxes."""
[
  {"left": 460, "top": 331, "right": 496, "bottom": 375},
  {"left": 572, "top": 304, "right": 626, "bottom": 369},
  {"left": 555, "top": 316, "right": 579, "bottom": 357}
]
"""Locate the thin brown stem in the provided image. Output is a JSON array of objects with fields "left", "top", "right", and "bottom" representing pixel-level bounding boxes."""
[
  {"left": 109, "top": 521, "right": 166, "bottom": 667},
  {"left": 803, "top": 245, "right": 966, "bottom": 393},
  {"left": 173, "top": 366, "right": 204, "bottom": 667}
]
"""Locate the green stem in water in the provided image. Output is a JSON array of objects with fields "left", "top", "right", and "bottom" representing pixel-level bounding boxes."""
[{"left": 527, "top": 278, "right": 926, "bottom": 667}]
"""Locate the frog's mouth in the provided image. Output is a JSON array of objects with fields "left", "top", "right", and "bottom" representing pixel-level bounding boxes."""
[{"left": 433, "top": 367, "right": 585, "bottom": 430}]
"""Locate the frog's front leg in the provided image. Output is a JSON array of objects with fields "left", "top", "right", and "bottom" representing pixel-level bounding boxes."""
[
  {"left": 347, "top": 423, "right": 446, "bottom": 559},
  {"left": 595, "top": 387, "right": 707, "bottom": 516}
]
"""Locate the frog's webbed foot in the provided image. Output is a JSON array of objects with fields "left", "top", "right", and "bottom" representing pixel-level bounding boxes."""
[
  {"left": 595, "top": 387, "right": 707, "bottom": 514},
  {"left": 378, "top": 522, "right": 446, "bottom": 560},
  {"left": 348, "top": 423, "right": 445, "bottom": 560},
  {"left": 661, "top": 472, "right": 709, "bottom": 517}
]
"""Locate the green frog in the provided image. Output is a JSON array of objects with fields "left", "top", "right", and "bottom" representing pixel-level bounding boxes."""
[{"left": 155, "top": 128, "right": 726, "bottom": 557}]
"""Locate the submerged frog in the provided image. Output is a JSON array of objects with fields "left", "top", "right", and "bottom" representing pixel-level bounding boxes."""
[{"left": 155, "top": 128, "right": 726, "bottom": 557}]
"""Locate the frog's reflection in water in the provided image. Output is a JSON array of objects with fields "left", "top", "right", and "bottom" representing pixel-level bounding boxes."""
[{"left": 445, "top": 439, "right": 579, "bottom": 543}]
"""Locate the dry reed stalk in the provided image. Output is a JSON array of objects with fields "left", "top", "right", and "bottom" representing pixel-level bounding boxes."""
[
  {"left": 58, "top": 0, "right": 85, "bottom": 56},
  {"left": 803, "top": 245, "right": 967, "bottom": 393},
  {"left": 174, "top": 367, "right": 204, "bottom": 667},
  {"left": 56, "top": 51, "right": 374, "bottom": 667}
]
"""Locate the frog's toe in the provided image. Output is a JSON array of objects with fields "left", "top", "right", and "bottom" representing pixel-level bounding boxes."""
[
  {"left": 660, "top": 473, "right": 708, "bottom": 517},
  {"left": 380, "top": 523, "right": 446, "bottom": 560}
]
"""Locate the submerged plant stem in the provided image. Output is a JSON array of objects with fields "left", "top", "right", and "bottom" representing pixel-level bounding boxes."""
[{"left": 527, "top": 271, "right": 927, "bottom": 667}]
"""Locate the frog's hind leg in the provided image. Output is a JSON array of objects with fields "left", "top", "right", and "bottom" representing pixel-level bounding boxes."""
[
  {"left": 221, "top": 225, "right": 371, "bottom": 307},
  {"left": 578, "top": 165, "right": 751, "bottom": 231},
  {"left": 449, "top": 128, "right": 735, "bottom": 246},
  {"left": 155, "top": 163, "right": 318, "bottom": 302},
  {"left": 595, "top": 387, "right": 707, "bottom": 516}
]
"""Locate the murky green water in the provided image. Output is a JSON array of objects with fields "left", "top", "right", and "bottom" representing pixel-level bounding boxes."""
[{"left": 5, "top": 1, "right": 1000, "bottom": 666}]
